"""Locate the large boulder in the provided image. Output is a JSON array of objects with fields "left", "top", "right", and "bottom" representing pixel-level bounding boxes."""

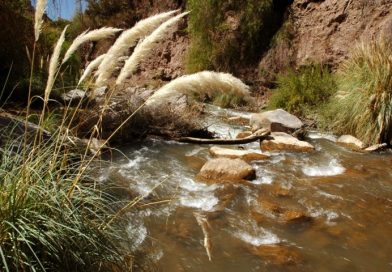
[
  {"left": 60, "top": 89, "right": 87, "bottom": 105},
  {"left": 337, "top": 135, "right": 365, "bottom": 150},
  {"left": 250, "top": 109, "right": 303, "bottom": 133},
  {"left": 261, "top": 132, "right": 315, "bottom": 153},
  {"left": 209, "top": 146, "right": 269, "bottom": 161},
  {"left": 197, "top": 158, "right": 256, "bottom": 182}
]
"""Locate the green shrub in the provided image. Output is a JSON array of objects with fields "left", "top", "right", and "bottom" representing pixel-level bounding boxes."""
[
  {"left": 322, "top": 39, "right": 392, "bottom": 144},
  {"left": 0, "top": 133, "right": 132, "bottom": 271},
  {"left": 268, "top": 65, "right": 336, "bottom": 117},
  {"left": 186, "top": 0, "right": 282, "bottom": 73}
]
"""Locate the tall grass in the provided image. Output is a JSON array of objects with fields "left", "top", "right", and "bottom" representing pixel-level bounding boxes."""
[
  {"left": 116, "top": 12, "right": 189, "bottom": 85},
  {"left": 95, "top": 10, "right": 178, "bottom": 87},
  {"left": 62, "top": 27, "right": 122, "bottom": 64},
  {"left": 78, "top": 53, "right": 106, "bottom": 85},
  {"left": 0, "top": 134, "right": 131, "bottom": 271},
  {"left": 34, "top": 0, "right": 47, "bottom": 42},
  {"left": 268, "top": 65, "right": 336, "bottom": 117},
  {"left": 44, "top": 25, "right": 68, "bottom": 104},
  {"left": 323, "top": 38, "right": 392, "bottom": 144}
]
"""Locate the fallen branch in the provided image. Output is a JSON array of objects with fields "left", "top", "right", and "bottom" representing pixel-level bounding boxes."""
[
  {"left": 178, "top": 131, "right": 272, "bottom": 145},
  {"left": 194, "top": 212, "right": 212, "bottom": 261}
]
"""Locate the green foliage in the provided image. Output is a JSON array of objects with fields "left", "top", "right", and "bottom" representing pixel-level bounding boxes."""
[
  {"left": 268, "top": 65, "right": 336, "bottom": 117},
  {"left": 186, "top": 0, "right": 282, "bottom": 73},
  {"left": 322, "top": 39, "right": 392, "bottom": 144}
]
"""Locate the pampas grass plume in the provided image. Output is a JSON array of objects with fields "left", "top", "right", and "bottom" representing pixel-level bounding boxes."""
[
  {"left": 95, "top": 10, "right": 178, "bottom": 87},
  {"left": 145, "top": 71, "right": 250, "bottom": 106},
  {"left": 62, "top": 27, "right": 122, "bottom": 64},
  {"left": 34, "top": 0, "right": 48, "bottom": 42},
  {"left": 78, "top": 54, "right": 106, "bottom": 85},
  {"left": 116, "top": 12, "right": 189, "bottom": 85},
  {"left": 44, "top": 25, "right": 68, "bottom": 102}
]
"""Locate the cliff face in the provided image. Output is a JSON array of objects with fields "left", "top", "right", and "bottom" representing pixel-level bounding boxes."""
[
  {"left": 260, "top": 0, "right": 392, "bottom": 79},
  {"left": 84, "top": 0, "right": 392, "bottom": 90}
]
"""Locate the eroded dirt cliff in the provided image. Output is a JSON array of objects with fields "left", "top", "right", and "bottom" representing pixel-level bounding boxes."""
[{"left": 259, "top": 0, "right": 392, "bottom": 82}]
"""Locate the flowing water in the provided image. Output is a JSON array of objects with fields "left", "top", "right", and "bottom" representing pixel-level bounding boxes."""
[{"left": 101, "top": 105, "right": 392, "bottom": 271}]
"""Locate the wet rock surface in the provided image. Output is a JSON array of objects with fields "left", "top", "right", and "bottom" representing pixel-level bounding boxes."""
[
  {"left": 337, "top": 134, "right": 366, "bottom": 150},
  {"left": 250, "top": 109, "right": 304, "bottom": 133},
  {"left": 197, "top": 158, "right": 256, "bottom": 182},
  {"left": 261, "top": 132, "right": 315, "bottom": 152},
  {"left": 209, "top": 146, "right": 269, "bottom": 161}
]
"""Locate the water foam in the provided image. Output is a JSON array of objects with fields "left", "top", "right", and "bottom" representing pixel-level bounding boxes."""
[
  {"left": 179, "top": 195, "right": 219, "bottom": 211},
  {"left": 303, "top": 159, "right": 345, "bottom": 177},
  {"left": 230, "top": 219, "right": 280, "bottom": 246}
]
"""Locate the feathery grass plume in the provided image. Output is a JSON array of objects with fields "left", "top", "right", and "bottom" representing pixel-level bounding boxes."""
[
  {"left": 34, "top": 0, "right": 48, "bottom": 42},
  {"left": 44, "top": 25, "right": 68, "bottom": 102},
  {"left": 116, "top": 12, "right": 189, "bottom": 85},
  {"left": 62, "top": 27, "right": 122, "bottom": 64},
  {"left": 95, "top": 10, "right": 178, "bottom": 87},
  {"left": 323, "top": 38, "right": 392, "bottom": 144},
  {"left": 78, "top": 54, "right": 106, "bottom": 85},
  {"left": 145, "top": 71, "right": 250, "bottom": 106}
]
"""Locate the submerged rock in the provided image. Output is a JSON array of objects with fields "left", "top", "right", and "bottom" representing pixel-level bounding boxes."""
[
  {"left": 197, "top": 158, "right": 256, "bottom": 182},
  {"left": 236, "top": 131, "right": 253, "bottom": 139},
  {"left": 337, "top": 135, "right": 366, "bottom": 150},
  {"left": 209, "top": 146, "right": 269, "bottom": 161},
  {"left": 249, "top": 244, "right": 302, "bottom": 266},
  {"left": 227, "top": 116, "right": 249, "bottom": 126},
  {"left": 250, "top": 109, "right": 303, "bottom": 133},
  {"left": 260, "top": 132, "right": 315, "bottom": 152},
  {"left": 281, "top": 210, "right": 313, "bottom": 225}
]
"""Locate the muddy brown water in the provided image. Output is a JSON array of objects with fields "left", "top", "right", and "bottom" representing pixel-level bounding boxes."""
[{"left": 100, "top": 106, "right": 392, "bottom": 271}]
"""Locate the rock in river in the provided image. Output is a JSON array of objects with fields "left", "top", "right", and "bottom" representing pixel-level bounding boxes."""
[
  {"left": 261, "top": 132, "right": 315, "bottom": 153},
  {"left": 209, "top": 146, "right": 269, "bottom": 161},
  {"left": 250, "top": 109, "right": 303, "bottom": 133},
  {"left": 197, "top": 158, "right": 256, "bottom": 182},
  {"left": 337, "top": 135, "right": 366, "bottom": 150}
]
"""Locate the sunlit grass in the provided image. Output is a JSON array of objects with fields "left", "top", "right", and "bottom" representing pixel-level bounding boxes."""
[{"left": 323, "top": 38, "right": 392, "bottom": 144}]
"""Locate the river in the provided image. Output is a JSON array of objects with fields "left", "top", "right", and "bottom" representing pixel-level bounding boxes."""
[{"left": 100, "top": 105, "right": 392, "bottom": 271}]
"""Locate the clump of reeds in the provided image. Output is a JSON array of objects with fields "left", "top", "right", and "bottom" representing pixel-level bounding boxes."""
[
  {"left": 145, "top": 71, "right": 250, "bottom": 106},
  {"left": 95, "top": 10, "right": 178, "bottom": 87},
  {"left": 324, "top": 38, "right": 392, "bottom": 144},
  {"left": 0, "top": 134, "right": 131, "bottom": 271},
  {"left": 116, "top": 12, "right": 189, "bottom": 85}
]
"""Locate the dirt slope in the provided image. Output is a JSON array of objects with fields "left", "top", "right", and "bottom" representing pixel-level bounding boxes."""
[{"left": 259, "top": 0, "right": 392, "bottom": 80}]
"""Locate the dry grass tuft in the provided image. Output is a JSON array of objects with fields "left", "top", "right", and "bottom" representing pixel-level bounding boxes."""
[
  {"left": 62, "top": 27, "right": 121, "bottom": 64},
  {"left": 78, "top": 54, "right": 106, "bottom": 85},
  {"left": 145, "top": 71, "right": 250, "bottom": 106},
  {"left": 34, "top": 0, "right": 47, "bottom": 42},
  {"left": 95, "top": 10, "right": 178, "bottom": 87},
  {"left": 116, "top": 12, "right": 189, "bottom": 85},
  {"left": 44, "top": 25, "right": 68, "bottom": 103}
]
